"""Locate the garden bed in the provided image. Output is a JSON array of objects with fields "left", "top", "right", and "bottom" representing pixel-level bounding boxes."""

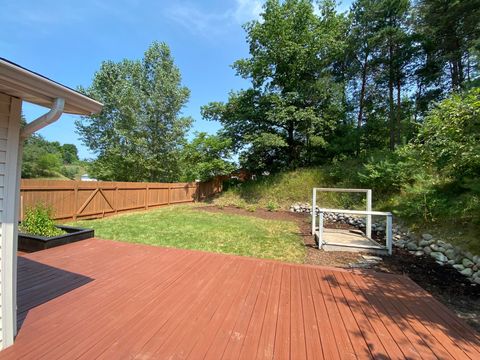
[{"left": 18, "top": 225, "right": 94, "bottom": 252}]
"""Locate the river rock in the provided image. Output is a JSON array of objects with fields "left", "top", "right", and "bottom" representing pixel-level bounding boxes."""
[
  {"left": 419, "top": 239, "right": 433, "bottom": 247},
  {"left": 430, "top": 244, "right": 441, "bottom": 252},
  {"left": 422, "top": 233, "right": 433, "bottom": 241},
  {"left": 473, "top": 255, "right": 480, "bottom": 265},
  {"left": 473, "top": 277, "right": 480, "bottom": 285},
  {"left": 460, "top": 268, "right": 473, "bottom": 277},
  {"left": 453, "top": 264, "right": 465, "bottom": 271},
  {"left": 444, "top": 248, "right": 457, "bottom": 260},
  {"left": 423, "top": 246, "right": 432, "bottom": 255},
  {"left": 414, "top": 250, "right": 424, "bottom": 257},
  {"left": 407, "top": 242, "right": 419, "bottom": 251},
  {"left": 462, "top": 258, "right": 474, "bottom": 268},
  {"left": 430, "top": 252, "right": 447, "bottom": 263}
]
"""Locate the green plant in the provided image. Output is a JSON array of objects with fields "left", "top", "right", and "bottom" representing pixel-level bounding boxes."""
[
  {"left": 20, "top": 203, "right": 65, "bottom": 237},
  {"left": 266, "top": 201, "right": 279, "bottom": 212}
]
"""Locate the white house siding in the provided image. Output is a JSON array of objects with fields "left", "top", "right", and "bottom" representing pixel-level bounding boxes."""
[{"left": 0, "top": 92, "right": 21, "bottom": 349}]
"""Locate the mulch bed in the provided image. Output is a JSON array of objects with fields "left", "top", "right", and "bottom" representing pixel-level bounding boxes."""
[{"left": 195, "top": 205, "right": 480, "bottom": 332}]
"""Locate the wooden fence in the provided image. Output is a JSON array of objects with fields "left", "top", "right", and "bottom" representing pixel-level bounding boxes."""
[{"left": 20, "top": 178, "right": 222, "bottom": 221}]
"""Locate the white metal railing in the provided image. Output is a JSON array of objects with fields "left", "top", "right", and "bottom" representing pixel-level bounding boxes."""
[
  {"left": 317, "top": 208, "right": 393, "bottom": 255},
  {"left": 311, "top": 188, "right": 372, "bottom": 237}
]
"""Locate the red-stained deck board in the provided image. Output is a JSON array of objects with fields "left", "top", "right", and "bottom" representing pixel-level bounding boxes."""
[{"left": 1, "top": 238, "right": 480, "bottom": 360}]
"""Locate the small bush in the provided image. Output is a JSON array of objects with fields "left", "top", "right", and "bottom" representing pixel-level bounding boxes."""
[
  {"left": 20, "top": 203, "right": 65, "bottom": 237},
  {"left": 266, "top": 201, "right": 279, "bottom": 212}
]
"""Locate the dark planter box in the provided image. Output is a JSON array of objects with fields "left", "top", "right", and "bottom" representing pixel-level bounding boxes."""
[{"left": 18, "top": 225, "right": 94, "bottom": 252}]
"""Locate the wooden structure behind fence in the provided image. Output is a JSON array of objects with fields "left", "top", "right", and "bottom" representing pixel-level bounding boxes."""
[{"left": 20, "top": 178, "right": 222, "bottom": 221}]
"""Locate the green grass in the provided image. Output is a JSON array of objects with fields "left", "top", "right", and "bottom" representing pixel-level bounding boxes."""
[
  {"left": 68, "top": 205, "right": 305, "bottom": 263},
  {"left": 215, "top": 166, "right": 480, "bottom": 254},
  {"left": 214, "top": 168, "right": 367, "bottom": 211}
]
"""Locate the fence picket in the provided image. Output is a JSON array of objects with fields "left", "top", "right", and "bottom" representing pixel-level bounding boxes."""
[{"left": 20, "top": 178, "right": 222, "bottom": 221}]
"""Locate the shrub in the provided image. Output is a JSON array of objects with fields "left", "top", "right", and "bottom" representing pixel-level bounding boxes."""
[
  {"left": 356, "top": 149, "right": 418, "bottom": 196},
  {"left": 266, "top": 200, "right": 279, "bottom": 212},
  {"left": 414, "top": 88, "right": 480, "bottom": 181},
  {"left": 20, "top": 203, "right": 65, "bottom": 237}
]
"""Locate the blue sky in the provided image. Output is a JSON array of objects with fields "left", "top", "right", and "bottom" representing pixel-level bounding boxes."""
[{"left": 1, "top": 0, "right": 352, "bottom": 159}]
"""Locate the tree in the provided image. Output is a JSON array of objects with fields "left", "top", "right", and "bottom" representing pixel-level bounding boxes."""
[
  {"left": 202, "top": 0, "right": 348, "bottom": 173},
  {"left": 76, "top": 42, "right": 192, "bottom": 182},
  {"left": 61, "top": 144, "right": 79, "bottom": 164},
  {"left": 415, "top": 0, "right": 480, "bottom": 92},
  {"left": 181, "top": 132, "right": 235, "bottom": 181},
  {"left": 21, "top": 129, "right": 82, "bottom": 180},
  {"left": 22, "top": 135, "right": 63, "bottom": 178}
]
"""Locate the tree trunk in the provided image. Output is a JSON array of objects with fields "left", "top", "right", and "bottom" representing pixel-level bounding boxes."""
[
  {"left": 287, "top": 123, "right": 295, "bottom": 168},
  {"left": 356, "top": 51, "right": 369, "bottom": 156},
  {"left": 396, "top": 78, "right": 401, "bottom": 145},
  {"left": 389, "top": 43, "right": 395, "bottom": 150}
]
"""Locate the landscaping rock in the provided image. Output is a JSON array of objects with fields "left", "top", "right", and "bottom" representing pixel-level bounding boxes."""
[
  {"left": 414, "top": 251, "right": 424, "bottom": 257},
  {"left": 419, "top": 239, "right": 433, "bottom": 247},
  {"left": 430, "top": 244, "right": 441, "bottom": 252},
  {"left": 460, "top": 268, "right": 474, "bottom": 277},
  {"left": 473, "top": 255, "right": 480, "bottom": 265},
  {"left": 453, "top": 264, "right": 465, "bottom": 271},
  {"left": 473, "top": 277, "right": 480, "bottom": 285},
  {"left": 422, "top": 233, "right": 433, "bottom": 241},
  {"left": 407, "top": 242, "right": 419, "bottom": 251},
  {"left": 430, "top": 252, "right": 447, "bottom": 263},
  {"left": 462, "top": 258, "right": 474, "bottom": 268},
  {"left": 444, "top": 248, "right": 457, "bottom": 260},
  {"left": 423, "top": 246, "right": 432, "bottom": 255},
  {"left": 362, "top": 255, "right": 383, "bottom": 262}
]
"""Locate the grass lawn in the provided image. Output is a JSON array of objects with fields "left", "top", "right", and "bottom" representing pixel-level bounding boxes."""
[{"left": 68, "top": 205, "right": 305, "bottom": 263}]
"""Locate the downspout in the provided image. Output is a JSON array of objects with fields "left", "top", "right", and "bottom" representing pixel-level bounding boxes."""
[{"left": 21, "top": 98, "right": 65, "bottom": 139}]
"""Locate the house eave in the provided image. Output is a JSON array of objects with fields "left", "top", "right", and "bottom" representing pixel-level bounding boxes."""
[{"left": 0, "top": 58, "right": 102, "bottom": 115}]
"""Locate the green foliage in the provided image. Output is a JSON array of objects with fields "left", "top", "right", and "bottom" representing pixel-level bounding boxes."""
[
  {"left": 202, "top": 0, "right": 349, "bottom": 173},
  {"left": 415, "top": 0, "right": 480, "bottom": 91},
  {"left": 413, "top": 88, "right": 480, "bottom": 181},
  {"left": 76, "top": 42, "right": 192, "bottom": 182},
  {"left": 20, "top": 204, "right": 65, "bottom": 237},
  {"left": 70, "top": 205, "right": 305, "bottom": 263},
  {"left": 22, "top": 134, "right": 81, "bottom": 179},
  {"left": 266, "top": 201, "right": 280, "bottom": 212},
  {"left": 180, "top": 132, "right": 235, "bottom": 181},
  {"left": 213, "top": 168, "right": 352, "bottom": 210}
]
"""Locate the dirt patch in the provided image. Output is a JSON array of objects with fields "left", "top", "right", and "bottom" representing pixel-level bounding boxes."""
[{"left": 195, "top": 205, "right": 480, "bottom": 332}]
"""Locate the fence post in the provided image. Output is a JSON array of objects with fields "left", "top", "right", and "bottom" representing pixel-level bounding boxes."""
[
  {"left": 114, "top": 184, "right": 118, "bottom": 214},
  {"left": 366, "top": 189, "right": 372, "bottom": 238},
  {"left": 386, "top": 214, "right": 393, "bottom": 255},
  {"left": 145, "top": 183, "right": 149, "bottom": 210},
  {"left": 73, "top": 182, "right": 78, "bottom": 221},
  {"left": 318, "top": 209, "right": 324, "bottom": 249},
  {"left": 311, "top": 188, "right": 316, "bottom": 235}
]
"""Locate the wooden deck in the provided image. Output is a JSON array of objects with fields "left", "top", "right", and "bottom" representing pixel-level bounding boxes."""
[{"left": 1, "top": 239, "right": 480, "bottom": 359}]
